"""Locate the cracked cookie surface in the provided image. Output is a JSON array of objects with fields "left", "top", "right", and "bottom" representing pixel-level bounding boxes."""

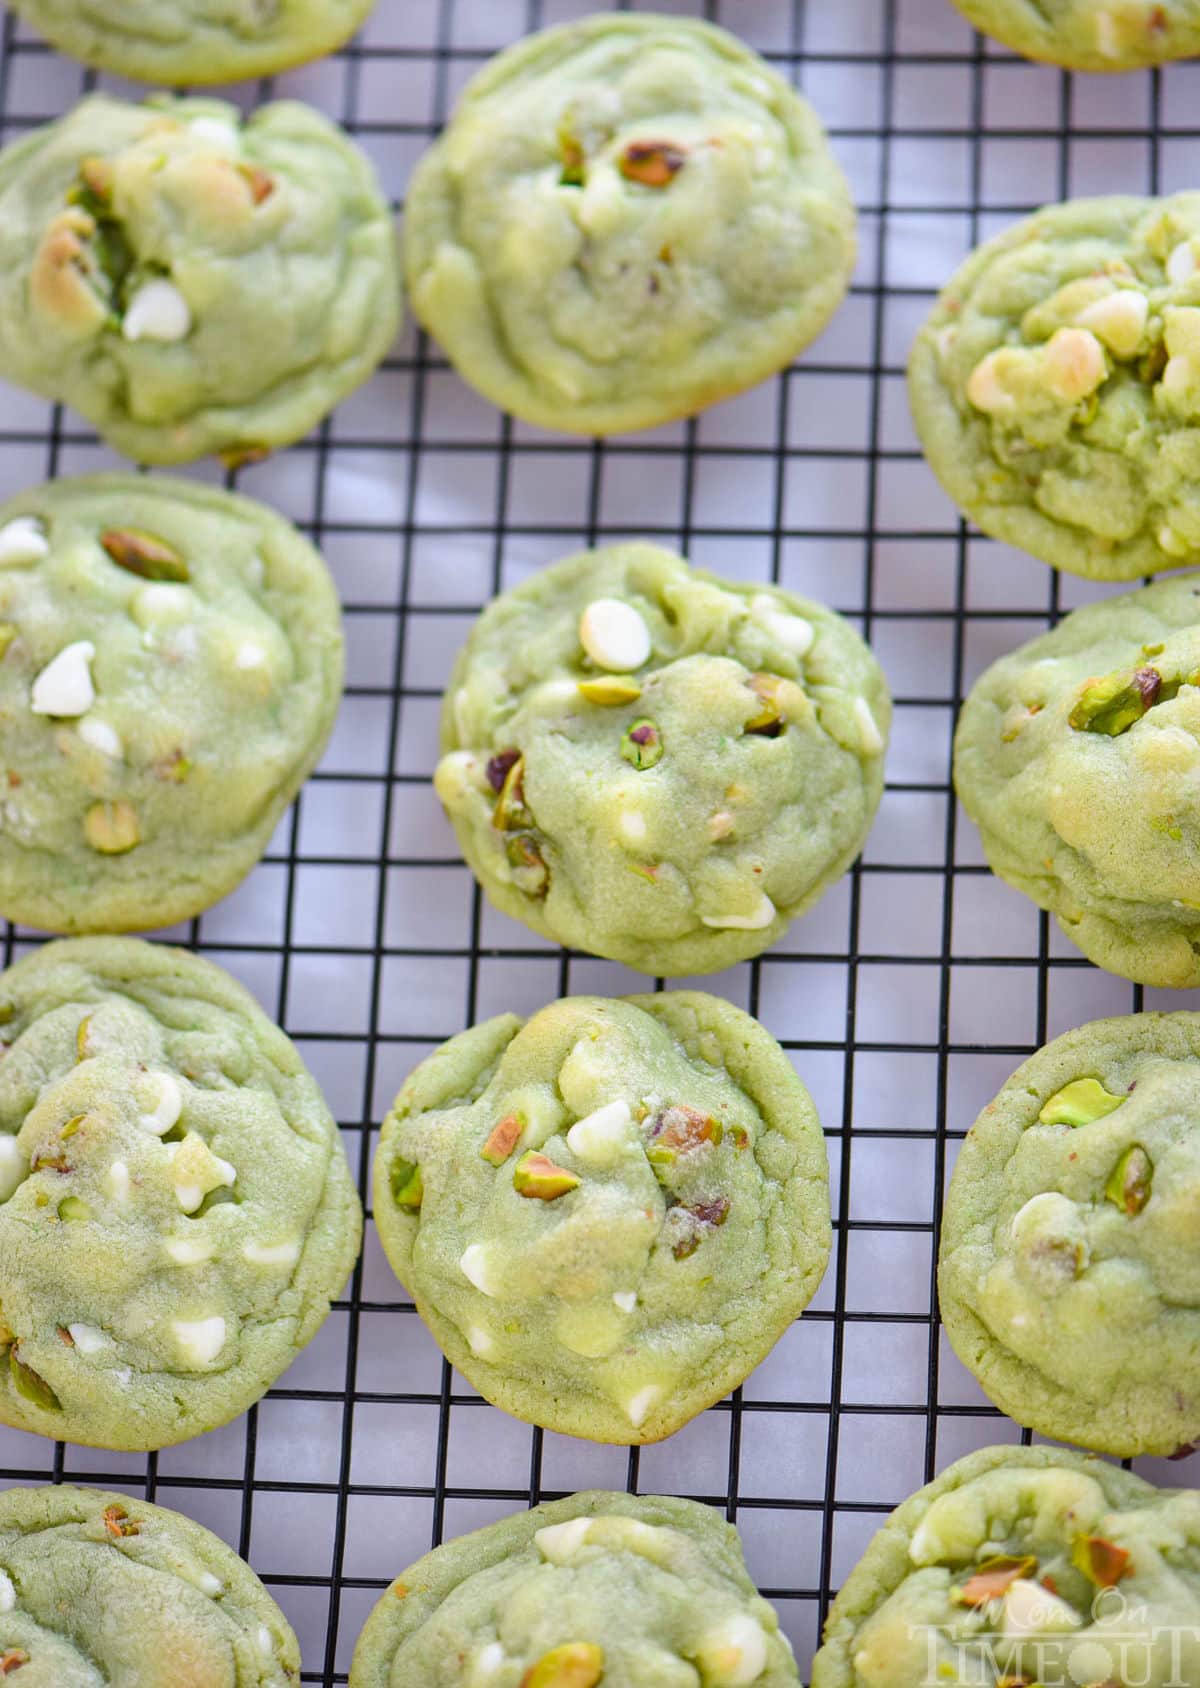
[
  {"left": 0, "top": 474, "right": 342, "bottom": 935},
  {"left": 954, "top": 574, "right": 1200, "bottom": 985},
  {"left": 436, "top": 542, "right": 889, "bottom": 976},
  {"left": 0, "top": 1483, "right": 300, "bottom": 1684},
  {"left": 911, "top": 192, "right": 1200, "bottom": 579},
  {"left": 0, "top": 93, "right": 399, "bottom": 465},
  {"left": 404, "top": 12, "right": 855, "bottom": 435},
  {"left": 0, "top": 938, "right": 362, "bottom": 1450},
  {"left": 939, "top": 1012, "right": 1200, "bottom": 1456},
  {"left": 350, "top": 1490, "right": 799, "bottom": 1688},
  {"left": 372, "top": 993, "right": 830, "bottom": 1444}
]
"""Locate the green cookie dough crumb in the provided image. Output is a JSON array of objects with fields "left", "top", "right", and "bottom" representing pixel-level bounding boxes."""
[
  {"left": 372, "top": 992, "right": 830, "bottom": 1445},
  {"left": 954, "top": 573, "right": 1200, "bottom": 987},
  {"left": 950, "top": 0, "right": 1199, "bottom": 72},
  {"left": 812, "top": 1444, "right": 1200, "bottom": 1687},
  {"left": 0, "top": 937, "right": 362, "bottom": 1452},
  {"left": 0, "top": 1483, "right": 299, "bottom": 1683},
  {"left": 349, "top": 1490, "right": 799, "bottom": 1688},
  {"left": 8, "top": 0, "right": 376, "bottom": 86},
  {"left": 0, "top": 93, "right": 400, "bottom": 465},
  {"left": 910, "top": 191, "right": 1200, "bottom": 580},
  {"left": 940, "top": 1011, "right": 1200, "bottom": 1456},
  {"left": 0, "top": 473, "right": 342, "bottom": 936},
  {"left": 404, "top": 12, "right": 855, "bottom": 435},
  {"left": 435, "top": 542, "right": 890, "bottom": 977}
]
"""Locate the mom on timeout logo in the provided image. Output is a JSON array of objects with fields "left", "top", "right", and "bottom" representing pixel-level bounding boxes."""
[{"left": 909, "top": 1586, "right": 1200, "bottom": 1687}]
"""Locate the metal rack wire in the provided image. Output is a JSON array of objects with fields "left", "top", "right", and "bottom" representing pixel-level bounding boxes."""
[{"left": 0, "top": 0, "right": 1195, "bottom": 1681}]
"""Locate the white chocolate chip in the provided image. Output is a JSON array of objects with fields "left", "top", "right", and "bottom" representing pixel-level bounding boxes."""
[
  {"left": 172, "top": 1133, "right": 235, "bottom": 1213},
  {"left": 30, "top": 640, "right": 95, "bottom": 718},
  {"left": 1002, "top": 1579, "right": 1083, "bottom": 1640},
  {"left": 106, "top": 1160, "right": 130, "bottom": 1202},
  {"left": 243, "top": 1239, "right": 301, "bottom": 1267},
  {"left": 708, "top": 810, "right": 735, "bottom": 841},
  {"left": 256, "top": 1626, "right": 274, "bottom": 1658},
  {"left": 78, "top": 717, "right": 122, "bottom": 759},
  {"left": 135, "top": 1071, "right": 182, "bottom": 1136},
  {"left": 173, "top": 1315, "right": 226, "bottom": 1367},
  {"left": 854, "top": 697, "right": 884, "bottom": 756},
  {"left": 189, "top": 116, "right": 240, "bottom": 151},
  {"left": 750, "top": 593, "right": 814, "bottom": 656},
  {"left": 624, "top": 1384, "right": 662, "bottom": 1428},
  {"left": 131, "top": 584, "right": 192, "bottom": 629},
  {"left": 566, "top": 1100, "right": 632, "bottom": 1167},
  {"left": 695, "top": 1615, "right": 770, "bottom": 1687},
  {"left": 1075, "top": 289, "right": 1148, "bottom": 358},
  {"left": 0, "top": 1137, "right": 25, "bottom": 1203},
  {"left": 165, "top": 1235, "right": 214, "bottom": 1266},
  {"left": 66, "top": 1322, "right": 107, "bottom": 1354},
  {"left": 619, "top": 810, "right": 648, "bottom": 842},
  {"left": 534, "top": 1518, "right": 593, "bottom": 1563},
  {"left": 234, "top": 640, "right": 267, "bottom": 671},
  {"left": 0, "top": 1571, "right": 13, "bottom": 1612},
  {"left": 1168, "top": 239, "right": 1197, "bottom": 284},
  {"left": 0, "top": 516, "right": 48, "bottom": 567},
  {"left": 579, "top": 598, "right": 651, "bottom": 672},
  {"left": 196, "top": 1571, "right": 223, "bottom": 1597},
  {"left": 612, "top": 1291, "right": 637, "bottom": 1313},
  {"left": 460, "top": 1242, "right": 499, "bottom": 1297},
  {"left": 467, "top": 1642, "right": 506, "bottom": 1685},
  {"left": 123, "top": 279, "right": 192, "bottom": 343},
  {"left": 701, "top": 892, "right": 777, "bottom": 931},
  {"left": 466, "top": 1325, "right": 496, "bottom": 1358}
]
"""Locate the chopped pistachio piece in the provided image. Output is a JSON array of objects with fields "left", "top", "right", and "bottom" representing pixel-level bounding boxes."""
[
  {"left": 237, "top": 163, "right": 275, "bottom": 205},
  {"left": 99, "top": 527, "right": 189, "bottom": 582},
  {"left": 8, "top": 1346, "right": 60, "bottom": 1412},
  {"left": 492, "top": 754, "right": 532, "bottom": 831},
  {"left": 1068, "top": 664, "right": 1166, "bottom": 734},
  {"left": 1105, "top": 1143, "right": 1153, "bottom": 1215},
  {"left": 952, "top": 1555, "right": 1038, "bottom": 1607},
  {"left": 577, "top": 673, "right": 642, "bottom": 705},
  {"left": 389, "top": 1157, "right": 424, "bottom": 1210},
  {"left": 1072, "top": 1534, "right": 1131, "bottom": 1588},
  {"left": 83, "top": 800, "right": 140, "bottom": 855},
  {"left": 505, "top": 833, "right": 549, "bottom": 896},
  {"left": 513, "top": 1150, "right": 581, "bottom": 1200},
  {"left": 481, "top": 1112, "right": 525, "bottom": 1166},
  {"left": 56, "top": 1195, "right": 89, "bottom": 1222},
  {"left": 619, "top": 140, "right": 687, "bottom": 187},
  {"left": 1038, "top": 1076, "right": 1126, "bottom": 1126},
  {"left": 621, "top": 718, "right": 663, "bottom": 769}
]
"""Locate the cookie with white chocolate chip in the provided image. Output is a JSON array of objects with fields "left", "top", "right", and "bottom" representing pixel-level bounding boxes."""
[
  {"left": 812, "top": 1444, "right": 1200, "bottom": 1688},
  {"left": 373, "top": 992, "right": 830, "bottom": 1444},
  {"left": 0, "top": 473, "right": 342, "bottom": 935},
  {"left": 0, "top": 92, "right": 399, "bottom": 465},
  {"left": 7, "top": 0, "right": 376, "bottom": 86},
  {"left": 910, "top": 192, "right": 1200, "bottom": 579},
  {"left": 0, "top": 1483, "right": 300, "bottom": 1683},
  {"left": 0, "top": 937, "right": 362, "bottom": 1450},
  {"left": 436, "top": 543, "right": 890, "bottom": 976},
  {"left": 404, "top": 12, "right": 855, "bottom": 435},
  {"left": 950, "top": 0, "right": 1200, "bottom": 71},
  {"left": 940, "top": 1012, "right": 1200, "bottom": 1456},
  {"left": 954, "top": 574, "right": 1200, "bottom": 986},
  {"left": 350, "top": 1490, "right": 800, "bottom": 1688}
]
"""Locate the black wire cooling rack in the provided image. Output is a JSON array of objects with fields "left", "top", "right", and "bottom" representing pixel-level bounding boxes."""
[{"left": 0, "top": 1, "right": 1196, "bottom": 1682}]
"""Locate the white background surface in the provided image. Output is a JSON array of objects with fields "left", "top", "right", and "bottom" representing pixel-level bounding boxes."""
[{"left": 0, "top": 1, "right": 1196, "bottom": 1682}]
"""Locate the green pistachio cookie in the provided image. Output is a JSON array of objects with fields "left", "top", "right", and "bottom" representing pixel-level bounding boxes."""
[
  {"left": 0, "top": 937, "right": 362, "bottom": 1450},
  {"left": 954, "top": 574, "right": 1200, "bottom": 986},
  {"left": 951, "top": 0, "right": 1200, "bottom": 71},
  {"left": 350, "top": 1490, "right": 799, "bottom": 1688},
  {"left": 812, "top": 1443, "right": 1200, "bottom": 1688},
  {"left": 0, "top": 474, "right": 342, "bottom": 936},
  {"left": 910, "top": 191, "right": 1200, "bottom": 580},
  {"left": 940, "top": 1012, "right": 1200, "bottom": 1456},
  {"left": 404, "top": 13, "right": 855, "bottom": 436},
  {"left": 435, "top": 543, "right": 889, "bottom": 976},
  {"left": 7, "top": 0, "right": 376, "bottom": 85},
  {"left": 373, "top": 992, "right": 830, "bottom": 1445},
  {"left": 0, "top": 93, "right": 399, "bottom": 465},
  {"left": 0, "top": 1482, "right": 300, "bottom": 1684}
]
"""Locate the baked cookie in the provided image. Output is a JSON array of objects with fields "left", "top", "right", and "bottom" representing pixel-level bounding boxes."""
[
  {"left": 950, "top": 0, "right": 1200, "bottom": 71},
  {"left": 435, "top": 543, "right": 889, "bottom": 976},
  {"left": 404, "top": 13, "right": 855, "bottom": 435},
  {"left": 350, "top": 1490, "right": 799, "bottom": 1687},
  {"left": 0, "top": 474, "right": 342, "bottom": 936},
  {"left": 939, "top": 1012, "right": 1200, "bottom": 1456},
  {"left": 812, "top": 1444, "right": 1200, "bottom": 1688},
  {"left": 0, "top": 1483, "right": 299, "bottom": 1683},
  {"left": 0, "top": 937, "right": 362, "bottom": 1450},
  {"left": 8, "top": 0, "right": 376, "bottom": 85},
  {"left": 373, "top": 992, "right": 830, "bottom": 1444},
  {"left": 0, "top": 93, "right": 399, "bottom": 465},
  {"left": 954, "top": 574, "right": 1200, "bottom": 986},
  {"left": 911, "top": 192, "right": 1200, "bottom": 580}
]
